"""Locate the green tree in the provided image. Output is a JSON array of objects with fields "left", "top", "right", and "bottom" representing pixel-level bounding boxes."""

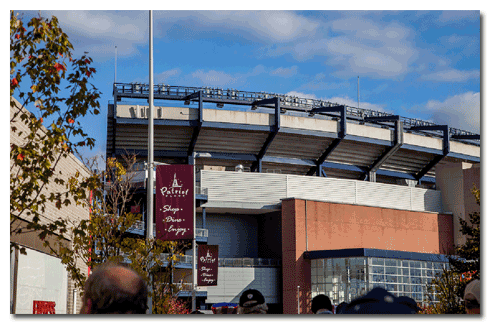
[
  {"left": 449, "top": 186, "right": 480, "bottom": 277},
  {"left": 10, "top": 11, "right": 100, "bottom": 254},
  {"left": 424, "top": 187, "right": 480, "bottom": 314},
  {"left": 47, "top": 155, "right": 190, "bottom": 314}
]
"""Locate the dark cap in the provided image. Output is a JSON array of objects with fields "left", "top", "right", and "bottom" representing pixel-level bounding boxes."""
[
  {"left": 239, "top": 289, "right": 265, "bottom": 307},
  {"left": 311, "top": 294, "right": 333, "bottom": 313},
  {"left": 343, "top": 287, "right": 417, "bottom": 314},
  {"left": 397, "top": 296, "right": 421, "bottom": 312}
]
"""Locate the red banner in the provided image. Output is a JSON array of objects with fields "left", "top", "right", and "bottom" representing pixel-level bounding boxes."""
[
  {"left": 155, "top": 165, "right": 194, "bottom": 241},
  {"left": 198, "top": 245, "right": 219, "bottom": 286}
]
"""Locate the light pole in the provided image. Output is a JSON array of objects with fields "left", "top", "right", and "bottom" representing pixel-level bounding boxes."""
[
  {"left": 297, "top": 285, "right": 300, "bottom": 314},
  {"left": 146, "top": 9, "right": 154, "bottom": 314}
]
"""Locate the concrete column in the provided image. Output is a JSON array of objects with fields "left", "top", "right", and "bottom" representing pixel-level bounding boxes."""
[{"left": 435, "top": 162, "right": 480, "bottom": 247}]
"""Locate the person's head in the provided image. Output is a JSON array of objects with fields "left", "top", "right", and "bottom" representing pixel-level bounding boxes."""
[
  {"left": 311, "top": 294, "right": 333, "bottom": 314},
  {"left": 464, "top": 279, "right": 480, "bottom": 314},
  {"left": 80, "top": 262, "right": 147, "bottom": 314},
  {"left": 238, "top": 289, "right": 268, "bottom": 314},
  {"left": 335, "top": 302, "right": 348, "bottom": 314},
  {"left": 342, "top": 287, "right": 417, "bottom": 314}
]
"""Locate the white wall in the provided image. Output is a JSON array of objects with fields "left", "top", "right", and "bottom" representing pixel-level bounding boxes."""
[
  {"left": 206, "top": 267, "right": 280, "bottom": 305},
  {"left": 14, "top": 248, "right": 68, "bottom": 314},
  {"left": 201, "top": 170, "right": 445, "bottom": 213}
]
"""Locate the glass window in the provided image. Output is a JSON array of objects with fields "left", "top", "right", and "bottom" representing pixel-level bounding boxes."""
[
  {"left": 411, "top": 268, "right": 421, "bottom": 277},
  {"left": 411, "top": 277, "right": 422, "bottom": 284},
  {"left": 372, "top": 258, "right": 384, "bottom": 266},
  {"left": 410, "top": 261, "right": 421, "bottom": 268},
  {"left": 434, "top": 262, "right": 443, "bottom": 270},
  {"left": 414, "top": 293, "right": 423, "bottom": 301},
  {"left": 386, "top": 284, "right": 396, "bottom": 292},
  {"left": 373, "top": 274, "right": 385, "bottom": 282},
  {"left": 385, "top": 259, "right": 397, "bottom": 267},
  {"left": 311, "top": 257, "right": 448, "bottom": 306},
  {"left": 372, "top": 266, "right": 384, "bottom": 274},
  {"left": 386, "top": 275, "right": 397, "bottom": 283}
]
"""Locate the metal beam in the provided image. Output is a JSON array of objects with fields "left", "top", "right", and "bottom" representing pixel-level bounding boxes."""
[
  {"left": 307, "top": 105, "right": 346, "bottom": 176},
  {"left": 410, "top": 125, "right": 449, "bottom": 181},
  {"left": 187, "top": 91, "right": 203, "bottom": 162},
  {"left": 363, "top": 117, "right": 403, "bottom": 181},
  {"left": 251, "top": 97, "right": 280, "bottom": 172},
  {"left": 452, "top": 134, "right": 480, "bottom": 140},
  {"left": 252, "top": 97, "right": 280, "bottom": 107}
]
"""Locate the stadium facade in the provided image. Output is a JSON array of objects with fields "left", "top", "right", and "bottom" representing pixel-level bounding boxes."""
[{"left": 107, "top": 83, "right": 480, "bottom": 314}]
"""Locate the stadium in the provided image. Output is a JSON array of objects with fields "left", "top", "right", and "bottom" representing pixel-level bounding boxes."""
[{"left": 107, "top": 82, "right": 480, "bottom": 314}]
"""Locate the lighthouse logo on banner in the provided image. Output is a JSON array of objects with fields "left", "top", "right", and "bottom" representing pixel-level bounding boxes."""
[{"left": 156, "top": 165, "right": 194, "bottom": 241}]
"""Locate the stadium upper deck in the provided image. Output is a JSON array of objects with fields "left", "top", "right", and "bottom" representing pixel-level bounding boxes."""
[{"left": 107, "top": 83, "right": 480, "bottom": 187}]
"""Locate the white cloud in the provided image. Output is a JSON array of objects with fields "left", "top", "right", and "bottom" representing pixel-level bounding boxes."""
[
  {"left": 285, "top": 91, "right": 318, "bottom": 100},
  {"left": 437, "top": 11, "right": 479, "bottom": 23},
  {"left": 35, "top": 10, "right": 149, "bottom": 59},
  {"left": 270, "top": 66, "right": 298, "bottom": 78},
  {"left": 425, "top": 92, "right": 480, "bottom": 133},
  {"left": 157, "top": 10, "right": 319, "bottom": 43},
  {"left": 268, "top": 18, "right": 417, "bottom": 79},
  {"left": 191, "top": 70, "right": 237, "bottom": 86},
  {"left": 155, "top": 68, "right": 181, "bottom": 83},
  {"left": 422, "top": 69, "right": 480, "bottom": 82}
]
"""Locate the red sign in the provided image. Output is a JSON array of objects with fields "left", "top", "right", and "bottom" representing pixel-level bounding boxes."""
[
  {"left": 198, "top": 245, "right": 219, "bottom": 286},
  {"left": 156, "top": 165, "right": 194, "bottom": 241},
  {"left": 33, "top": 301, "right": 56, "bottom": 314}
]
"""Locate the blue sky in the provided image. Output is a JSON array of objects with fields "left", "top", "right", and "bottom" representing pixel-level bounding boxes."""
[{"left": 12, "top": 8, "right": 482, "bottom": 161}]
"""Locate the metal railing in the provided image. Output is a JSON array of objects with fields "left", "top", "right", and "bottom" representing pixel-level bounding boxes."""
[
  {"left": 114, "top": 82, "right": 479, "bottom": 144},
  {"left": 156, "top": 254, "right": 281, "bottom": 267}
]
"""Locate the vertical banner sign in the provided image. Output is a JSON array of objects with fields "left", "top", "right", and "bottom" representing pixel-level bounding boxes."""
[
  {"left": 156, "top": 165, "right": 194, "bottom": 241},
  {"left": 198, "top": 245, "right": 219, "bottom": 286}
]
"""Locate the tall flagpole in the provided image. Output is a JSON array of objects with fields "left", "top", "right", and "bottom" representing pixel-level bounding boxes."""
[
  {"left": 358, "top": 76, "right": 360, "bottom": 109},
  {"left": 147, "top": 9, "right": 154, "bottom": 314},
  {"left": 114, "top": 46, "right": 117, "bottom": 83}
]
